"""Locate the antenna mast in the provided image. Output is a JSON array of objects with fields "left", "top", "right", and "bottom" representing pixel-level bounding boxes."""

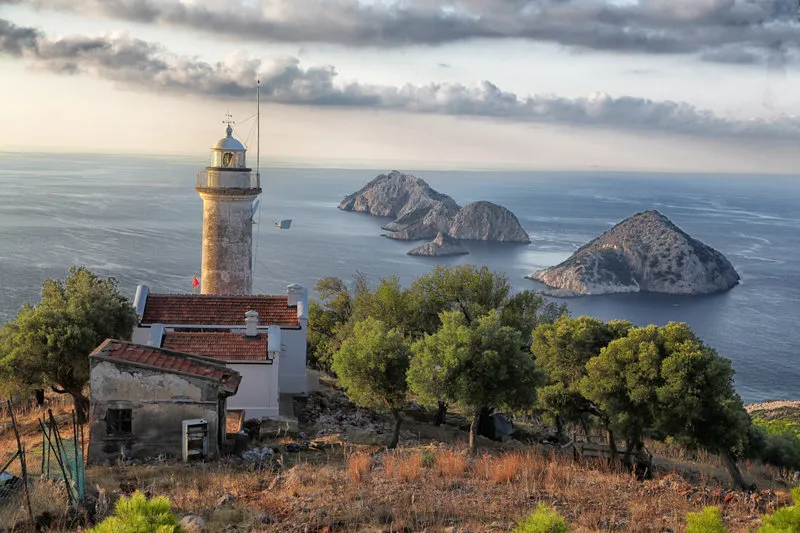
[{"left": 256, "top": 79, "right": 261, "bottom": 183}]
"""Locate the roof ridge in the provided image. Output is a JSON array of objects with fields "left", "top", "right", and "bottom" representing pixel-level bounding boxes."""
[
  {"left": 93, "top": 338, "right": 231, "bottom": 370},
  {"left": 149, "top": 293, "right": 287, "bottom": 299}
]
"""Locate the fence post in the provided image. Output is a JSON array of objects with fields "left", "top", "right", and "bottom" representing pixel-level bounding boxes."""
[{"left": 7, "top": 400, "right": 34, "bottom": 523}]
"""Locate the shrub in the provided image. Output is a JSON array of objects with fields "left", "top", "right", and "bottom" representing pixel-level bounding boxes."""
[
  {"left": 759, "top": 487, "right": 800, "bottom": 533},
  {"left": 751, "top": 419, "right": 800, "bottom": 472},
  {"left": 514, "top": 504, "right": 569, "bottom": 533},
  {"left": 88, "top": 491, "right": 181, "bottom": 533},
  {"left": 686, "top": 507, "right": 727, "bottom": 533}
]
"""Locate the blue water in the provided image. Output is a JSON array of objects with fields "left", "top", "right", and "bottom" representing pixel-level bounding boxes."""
[{"left": 1, "top": 152, "right": 798, "bottom": 404}]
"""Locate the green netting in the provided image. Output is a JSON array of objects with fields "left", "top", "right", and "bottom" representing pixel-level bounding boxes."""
[{"left": 41, "top": 423, "right": 85, "bottom": 503}]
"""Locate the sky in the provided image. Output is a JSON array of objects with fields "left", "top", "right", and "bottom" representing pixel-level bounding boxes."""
[{"left": 1, "top": 0, "right": 800, "bottom": 171}]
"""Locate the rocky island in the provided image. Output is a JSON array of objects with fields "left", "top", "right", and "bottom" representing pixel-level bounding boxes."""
[
  {"left": 407, "top": 232, "right": 469, "bottom": 257},
  {"left": 528, "top": 210, "right": 740, "bottom": 296},
  {"left": 339, "top": 171, "right": 529, "bottom": 255}
]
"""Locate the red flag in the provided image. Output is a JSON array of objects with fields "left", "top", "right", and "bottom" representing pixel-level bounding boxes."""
[{"left": 192, "top": 275, "right": 200, "bottom": 288}]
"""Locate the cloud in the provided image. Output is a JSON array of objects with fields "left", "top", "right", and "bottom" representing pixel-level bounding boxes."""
[
  {"left": 12, "top": 0, "right": 800, "bottom": 65},
  {"left": 2, "top": 17, "right": 799, "bottom": 140}
]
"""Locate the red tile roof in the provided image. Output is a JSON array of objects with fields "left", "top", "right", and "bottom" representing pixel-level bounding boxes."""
[
  {"left": 90, "top": 339, "right": 241, "bottom": 395},
  {"left": 141, "top": 294, "right": 298, "bottom": 327},
  {"left": 162, "top": 332, "right": 270, "bottom": 362}
]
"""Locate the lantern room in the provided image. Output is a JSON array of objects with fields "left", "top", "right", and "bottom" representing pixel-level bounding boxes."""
[{"left": 211, "top": 124, "right": 247, "bottom": 169}]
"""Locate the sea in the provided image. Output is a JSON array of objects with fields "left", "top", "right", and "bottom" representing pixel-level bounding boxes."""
[{"left": 1, "top": 152, "right": 798, "bottom": 405}]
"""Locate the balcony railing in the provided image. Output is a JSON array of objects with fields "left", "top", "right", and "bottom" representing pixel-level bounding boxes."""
[{"left": 197, "top": 171, "right": 261, "bottom": 190}]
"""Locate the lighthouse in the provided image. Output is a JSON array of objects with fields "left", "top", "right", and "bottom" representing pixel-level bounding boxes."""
[{"left": 195, "top": 116, "right": 262, "bottom": 295}]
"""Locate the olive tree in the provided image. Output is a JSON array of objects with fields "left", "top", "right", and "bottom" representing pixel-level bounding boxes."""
[
  {"left": 408, "top": 311, "right": 544, "bottom": 452},
  {"left": 581, "top": 322, "right": 751, "bottom": 488},
  {"left": 532, "top": 316, "right": 632, "bottom": 448},
  {"left": 332, "top": 317, "right": 411, "bottom": 448},
  {"left": 0, "top": 267, "right": 137, "bottom": 423}
]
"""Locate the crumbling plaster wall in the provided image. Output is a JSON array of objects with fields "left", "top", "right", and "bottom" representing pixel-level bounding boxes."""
[{"left": 87, "top": 360, "right": 222, "bottom": 464}]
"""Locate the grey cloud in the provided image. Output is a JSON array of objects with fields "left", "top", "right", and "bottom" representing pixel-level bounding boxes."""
[
  {"left": 2, "top": 17, "right": 799, "bottom": 140},
  {"left": 14, "top": 0, "right": 800, "bottom": 64}
]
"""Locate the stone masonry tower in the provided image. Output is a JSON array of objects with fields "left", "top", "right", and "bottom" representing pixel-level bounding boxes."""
[{"left": 195, "top": 119, "right": 262, "bottom": 295}]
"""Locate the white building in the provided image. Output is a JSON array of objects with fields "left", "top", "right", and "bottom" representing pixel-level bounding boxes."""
[{"left": 131, "top": 283, "right": 309, "bottom": 420}]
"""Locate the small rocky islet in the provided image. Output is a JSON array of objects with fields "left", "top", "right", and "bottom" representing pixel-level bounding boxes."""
[
  {"left": 528, "top": 210, "right": 740, "bottom": 296},
  {"left": 338, "top": 171, "right": 530, "bottom": 256}
]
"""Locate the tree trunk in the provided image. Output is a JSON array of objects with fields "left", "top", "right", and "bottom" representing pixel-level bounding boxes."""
[
  {"left": 555, "top": 414, "right": 565, "bottom": 441},
  {"left": 607, "top": 428, "right": 620, "bottom": 467},
  {"left": 70, "top": 390, "right": 90, "bottom": 425},
  {"left": 579, "top": 414, "right": 590, "bottom": 438},
  {"left": 469, "top": 410, "right": 480, "bottom": 454},
  {"left": 389, "top": 410, "right": 402, "bottom": 449},
  {"left": 722, "top": 450, "right": 747, "bottom": 490},
  {"left": 434, "top": 401, "right": 448, "bottom": 426},
  {"left": 34, "top": 389, "right": 45, "bottom": 407}
]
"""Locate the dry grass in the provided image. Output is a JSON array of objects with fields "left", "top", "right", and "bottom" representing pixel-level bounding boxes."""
[
  {"left": 346, "top": 451, "right": 373, "bottom": 484},
  {"left": 382, "top": 451, "right": 423, "bottom": 482},
  {"left": 433, "top": 448, "right": 469, "bottom": 479},
  {"left": 3, "top": 396, "right": 798, "bottom": 532},
  {"left": 58, "top": 444, "right": 797, "bottom": 532}
]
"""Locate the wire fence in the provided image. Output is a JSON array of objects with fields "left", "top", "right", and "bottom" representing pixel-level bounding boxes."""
[{"left": 0, "top": 400, "right": 85, "bottom": 530}]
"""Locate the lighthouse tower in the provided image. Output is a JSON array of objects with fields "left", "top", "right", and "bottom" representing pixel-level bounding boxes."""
[{"left": 195, "top": 117, "right": 262, "bottom": 295}]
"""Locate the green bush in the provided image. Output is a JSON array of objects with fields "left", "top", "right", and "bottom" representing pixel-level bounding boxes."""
[
  {"left": 514, "top": 504, "right": 569, "bottom": 533},
  {"left": 88, "top": 491, "right": 181, "bottom": 533},
  {"left": 759, "top": 487, "right": 800, "bottom": 533},
  {"left": 686, "top": 507, "right": 727, "bottom": 533},
  {"left": 751, "top": 419, "right": 800, "bottom": 472}
]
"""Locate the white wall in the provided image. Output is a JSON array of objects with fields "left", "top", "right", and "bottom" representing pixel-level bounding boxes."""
[
  {"left": 227, "top": 362, "right": 280, "bottom": 419},
  {"left": 279, "top": 326, "right": 308, "bottom": 395}
]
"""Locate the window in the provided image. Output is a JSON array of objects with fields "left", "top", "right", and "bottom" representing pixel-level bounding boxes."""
[
  {"left": 106, "top": 408, "right": 132, "bottom": 435},
  {"left": 222, "top": 152, "right": 236, "bottom": 167}
]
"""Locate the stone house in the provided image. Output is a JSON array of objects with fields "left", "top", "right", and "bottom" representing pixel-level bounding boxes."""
[
  {"left": 129, "top": 283, "right": 309, "bottom": 420},
  {"left": 87, "top": 339, "right": 241, "bottom": 464}
]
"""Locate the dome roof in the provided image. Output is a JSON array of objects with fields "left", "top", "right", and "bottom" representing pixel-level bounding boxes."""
[{"left": 213, "top": 125, "right": 246, "bottom": 151}]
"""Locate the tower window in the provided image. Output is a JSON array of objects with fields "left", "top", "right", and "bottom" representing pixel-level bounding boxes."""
[
  {"left": 222, "top": 152, "right": 236, "bottom": 167},
  {"left": 106, "top": 408, "right": 132, "bottom": 435}
]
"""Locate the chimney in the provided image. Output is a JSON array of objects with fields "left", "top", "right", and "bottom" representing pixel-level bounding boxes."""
[
  {"left": 245, "top": 310, "right": 259, "bottom": 337},
  {"left": 133, "top": 284, "right": 149, "bottom": 321},
  {"left": 287, "top": 284, "right": 308, "bottom": 320},
  {"left": 267, "top": 325, "right": 281, "bottom": 356}
]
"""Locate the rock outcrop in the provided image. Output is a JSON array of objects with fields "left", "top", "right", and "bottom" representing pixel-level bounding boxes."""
[
  {"left": 339, "top": 171, "right": 530, "bottom": 246},
  {"left": 528, "top": 210, "right": 740, "bottom": 296},
  {"left": 448, "top": 201, "right": 530, "bottom": 243},
  {"left": 339, "top": 171, "right": 460, "bottom": 240},
  {"left": 407, "top": 232, "right": 470, "bottom": 257}
]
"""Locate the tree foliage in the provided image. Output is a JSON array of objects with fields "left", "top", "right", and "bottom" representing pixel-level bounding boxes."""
[
  {"left": 747, "top": 419, "right": 800, "bottom": 474},
  {"left": 411, "top": 265, "right": 511, "bottom": 331},
  {"left": 500, "top": 290, "right": 568, "bottom": 347},
  {"left": 0, "top": 267, "right": 137, "bottom": 423},
  {"left": 581, "top": 322, "right": 750, "bottom": 487},
  {"left": 308, "top": 274, "right": 419, "bottom": 373},
  {"left": 332, "top": 317, "right": 411, "bottom": 448},
  {"left": 409, "top": 311, "right": 544, "bottom": 452},
  {"left": 532, "top": 316, "right": 632, "bottom": 429}
]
